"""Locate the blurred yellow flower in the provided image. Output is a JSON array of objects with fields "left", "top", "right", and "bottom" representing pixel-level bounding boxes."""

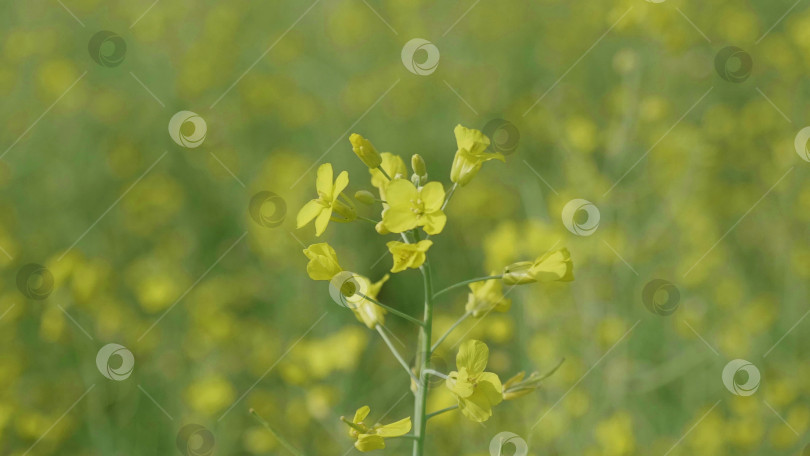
[
  {"left": 502, "top": 248, "right": 574, "bottom": 285},
  {"left": 450, "top": 125, "right": 503, "bottom": 186},
  {"left": 445, "top": 340, "right": 503, "bottom": 422},
  {"left": 382, "top": 180, "right": 446, "bottom": 234},
  {"left": 465, "top": 276, "right": 511, "bottom": 317},
  {"left": 185, "top": 376, "right": 236, "bottom": 416},
  {"left": 341, "top": 405, "right": 411, "bottom": 452},
  {"left": 386, "top": 240, "right": 433, "bottom": 273},
  {"left": 345, "top": 274, "right": 390, "bottom": 328},
  {"left": 303, "top": 243, "right": 342, "bottom": 280},
  {"left": 349, "top": 133, "right": 382, "bottom": 168},
  {"left": 297, "top": 163, "right": 355, "bottom": 236}
]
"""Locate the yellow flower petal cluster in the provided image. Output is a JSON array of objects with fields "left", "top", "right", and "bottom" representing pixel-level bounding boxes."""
[
  {"left": 302, "top": 243, "right": 342, "bottom": 280},
  {"left": 382, "top": 180, "right": 446, "bottom": 234},
  {"left": 450, "top": 125, "right": 505, "bottom": 186},
  {"left": 386, "top": 240, "right": 432, "bottom": 273},
  {"left": 465, "top": 275, "right": 511, "bottom": 317},
  {"left": 297, "top": 163, "right": 355, "bottom": 236},
  {"left": 342, "top": 406, "right": 411, "bottom": 452},
  {"left": 502, "top": 248, "right": 574, "bottom": 285},
  {"left": 445, "top": 340, "right": 503, "bottom": 422}
]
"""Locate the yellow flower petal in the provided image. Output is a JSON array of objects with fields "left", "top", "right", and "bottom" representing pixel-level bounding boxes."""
[
  {"left": 316, "top": 163, "right": 333, "bottom": 198},
  {"left": 334, "top": 170, "right": 350, "bottom": 197},
  {"left": 419, "top": 182, "right": 445, "bottom": 212},
  {"left": 383, "top": 207, "right": 418, "bottom": 233},
  {"left": 353, "top": 406, "right": 371, "bottom": 423},
  {"left": 421, "top": 211, "right": 446, "bottom": 235},
  {"left": 385, "top": 179, "right": 418, "bottom": 205},
  {"left": 355, "top": 434, "right": 385, "bottom": 452},
  {"left": 375, "top": 417, "right": 411, "bottom": 437},
  {"left": 297, "top": 199, "right": 323, "bottom": 228},
  {"left": 457, "top": 339, "right": 488, "bottom": 375},
  {"left": 314, "top": 207, "right": 332, "bottom": 236}
]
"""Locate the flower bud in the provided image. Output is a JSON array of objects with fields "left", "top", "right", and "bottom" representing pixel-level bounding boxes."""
[
  {"left": 411, "top": 154, "right": 427, "bottom": 178},
  {"left": 349, "top": 133, "right": 382, "bottom": 169},
  {"left": 354, "top": 190, "right": 376, "bottom": 205},
  {"left": 375, "top": 220, "right": 390, "bottom": 235}
]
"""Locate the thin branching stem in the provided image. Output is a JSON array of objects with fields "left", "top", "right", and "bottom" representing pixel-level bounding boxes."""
[
  {"left": 357, "top": 293, "right": 424, "bottom": 327},
  {"left": 430, "top": 311, "right": 471, "bottom": 353},
  {"left": 426, "top": 405, "right": 458, "bottom": 420},
  {"left": 250, "top": 408, "right": 306, "bottom": 456},
  {"left": 433, "top": 275, "right": 503, "bottom": 298},
  {"left": 441, "top": 182, "right": 458, "bottom": 211},
  {"left": 375, "top": 326, "right": 419, "bottom": 385},
  {"left": 378, "top": 166, "right": 392, "bottom": 181}
]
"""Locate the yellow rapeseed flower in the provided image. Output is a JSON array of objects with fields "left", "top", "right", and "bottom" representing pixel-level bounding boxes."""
[
  {"left": 502, "top": 248, "right": 574, "bottom": 285},
  {"left": 302, "top": 243, "right": 342, "bottom": 280},
  {"left": 386, "top": 240, "right": 432, "bottom": 273},
  {"left": 349, "top": 133, "right": 382, "bottom": 168},
  {"left": 465, "top": 276, "right": 511, "bottom": 317},
  {"left": 297, "top": 163, "right": 356, "bottom": 236},
  {"left": 450, "top": 125, "right": 504, "bottom": 186},
  {"left": 381, "top": 180, "right": 446, "bottom": 234},
  {"left": 446, "top": 340, "right": 503, "bottom": 422},
  {"left": 341, "top": 406, "right": 412, "bottom": 452},
  {"left": 343, "top": 274, "right": 390, "bottom": 328}
]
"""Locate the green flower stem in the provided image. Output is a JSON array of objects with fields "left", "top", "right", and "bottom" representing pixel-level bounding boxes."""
[
  {"left": 433, "top": 275, "right": 503, "bottom": 298},
  {"left": 430, "top": 311, "right": 471, "bottom": 353},
  {"left": 422, "top": 368, "right": 447, "bottom": 379},
  {"left": 393, "top": 435, "right": 420, "bottom": 441},
  {"left": 426, "top": 405, "right": 458, "bottom": 420},
  {"left": 412, "top": 259, "right": 434, "bottom": 456},
  {"left": 375, "top": 326, "right": 420, "bottom": 385},
  {"left": 357, "top": 293, "right": 424, "bottom": 327},
  {"left": 378, "top": 166, "right": 392, "bottom": 181},
  {"left": 441, "top": 182, "right": 458, "bottom": 211},
  {"left": 357, "top": 215, "right": 380, "bottom": 224},
  {"left": 250, "top": 408, "right": 305, "bottom": 456}
]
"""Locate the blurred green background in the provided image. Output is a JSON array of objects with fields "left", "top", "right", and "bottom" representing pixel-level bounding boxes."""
[{"left": 2, "top": 0, "right": 810, "bottom": 454}]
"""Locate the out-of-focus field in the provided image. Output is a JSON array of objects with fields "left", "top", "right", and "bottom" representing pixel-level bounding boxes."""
[{"left": 2, "top": 0, "right": 810, "bottom": 454}]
